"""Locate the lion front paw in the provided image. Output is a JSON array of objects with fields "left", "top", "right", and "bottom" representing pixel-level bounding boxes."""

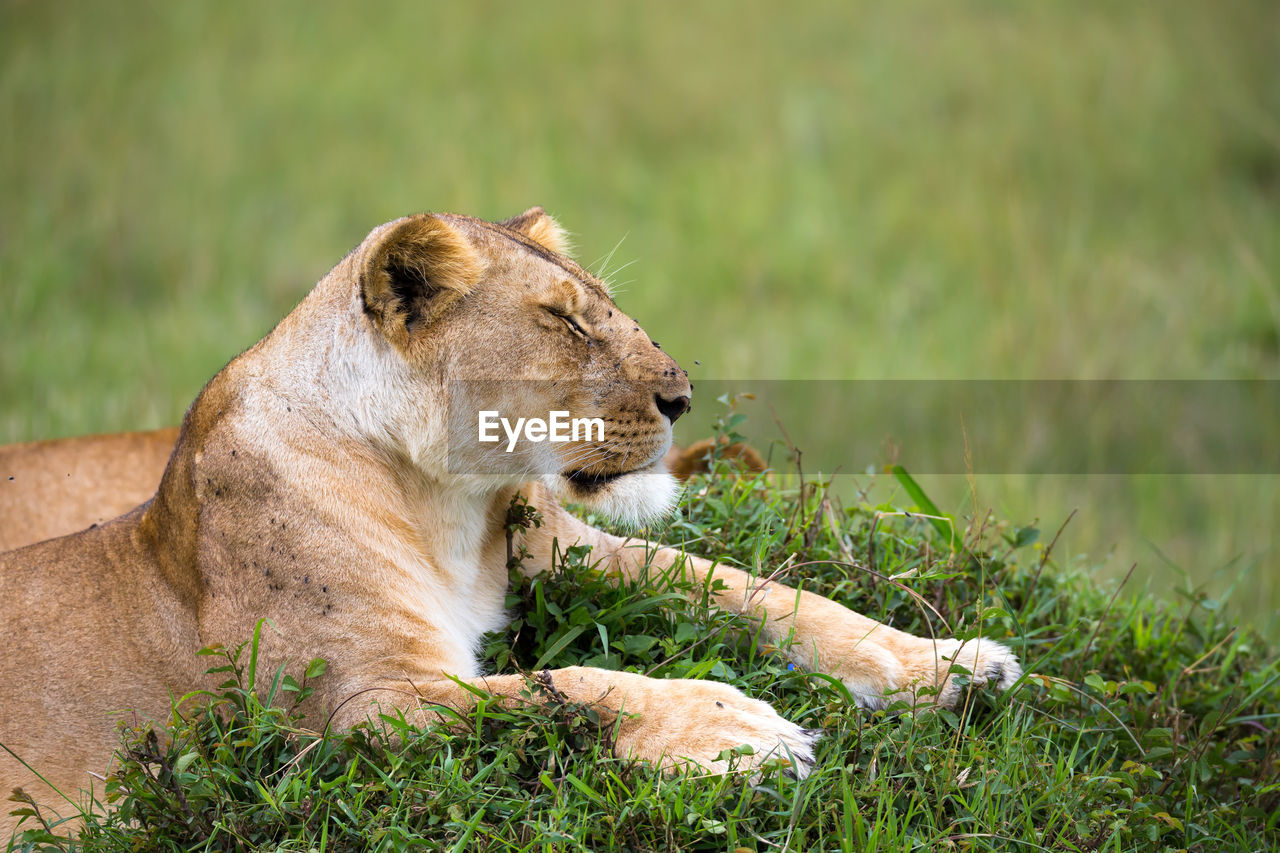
[
  {"left": 614, "top": 679, "right": 820, "bottom": 778},
  {"left": 892, "top": 636, "right": 1023, "bottom": 709}
]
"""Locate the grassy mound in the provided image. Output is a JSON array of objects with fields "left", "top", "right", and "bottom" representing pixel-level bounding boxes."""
[{"left": 9, "top": 442, "right": 1278, "bottom": 851}]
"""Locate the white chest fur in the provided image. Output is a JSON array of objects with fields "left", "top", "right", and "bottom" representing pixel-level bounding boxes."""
[{"left": 383, "top": 490, "right": 512, "bottom": 679}]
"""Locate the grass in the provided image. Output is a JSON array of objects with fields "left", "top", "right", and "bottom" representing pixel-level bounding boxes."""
[{"left": 6, "top": 426, "right": 1279, "bottom": 851}]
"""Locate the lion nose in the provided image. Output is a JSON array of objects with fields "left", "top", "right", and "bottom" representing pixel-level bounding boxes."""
[{"left": 655, "top": 393, "right": 690, "bottom": 424}]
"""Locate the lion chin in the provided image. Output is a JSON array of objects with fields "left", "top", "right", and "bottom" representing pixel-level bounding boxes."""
[{"left": 546, "top": 461, "right": 680, "bottom": 528}]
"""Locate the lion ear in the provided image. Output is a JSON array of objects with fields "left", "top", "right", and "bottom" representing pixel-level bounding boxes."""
[
  {"left": 361, "top": 214, "right": 485, "bottom": 342},
  {"left": 500, "top": 206, "right": 571, "bottom": 255}
]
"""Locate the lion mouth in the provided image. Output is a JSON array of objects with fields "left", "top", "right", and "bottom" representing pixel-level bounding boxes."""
[{"left": 563, "top": 467, "right": 631, "bottom": 492}]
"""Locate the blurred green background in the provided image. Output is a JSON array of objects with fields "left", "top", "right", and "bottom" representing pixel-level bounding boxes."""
[{"left": 2, "top": 2, "right": 1277, "bottom": 632}]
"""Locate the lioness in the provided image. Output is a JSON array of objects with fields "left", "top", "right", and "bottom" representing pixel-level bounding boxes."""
[{"left": 0, "top": 209, "right": 1021, "bottom": 834}]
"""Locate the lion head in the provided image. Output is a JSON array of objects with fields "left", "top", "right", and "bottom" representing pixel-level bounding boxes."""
[{"left": 285, "top": 208, "right": 691, "bottom": 525}]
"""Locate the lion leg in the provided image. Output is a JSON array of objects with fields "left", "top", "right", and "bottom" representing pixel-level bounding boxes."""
[
  {"left": 649, "top": 552, "right": 1022, "bottom": 710},
  {"left": 325, "top": 666, "right": 818, "bottom": 777},
  {"left": 524, "top": 500, "right": 1022, "bottom": 711}
]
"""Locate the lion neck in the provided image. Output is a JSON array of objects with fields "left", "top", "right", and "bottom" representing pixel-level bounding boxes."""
[{"left": 145, "top": 267, "right": 517, "bottom": 592}]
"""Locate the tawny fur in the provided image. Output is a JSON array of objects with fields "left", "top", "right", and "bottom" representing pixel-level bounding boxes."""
[
  {"left": 0, "top": 428, "right": 180, "bottom": 552},
  {"left": 0, "top": 209, "right": 1021, "bottom": 836},
  {"left": 662, "top": 437, "right": 768, "bottom": 481}
]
